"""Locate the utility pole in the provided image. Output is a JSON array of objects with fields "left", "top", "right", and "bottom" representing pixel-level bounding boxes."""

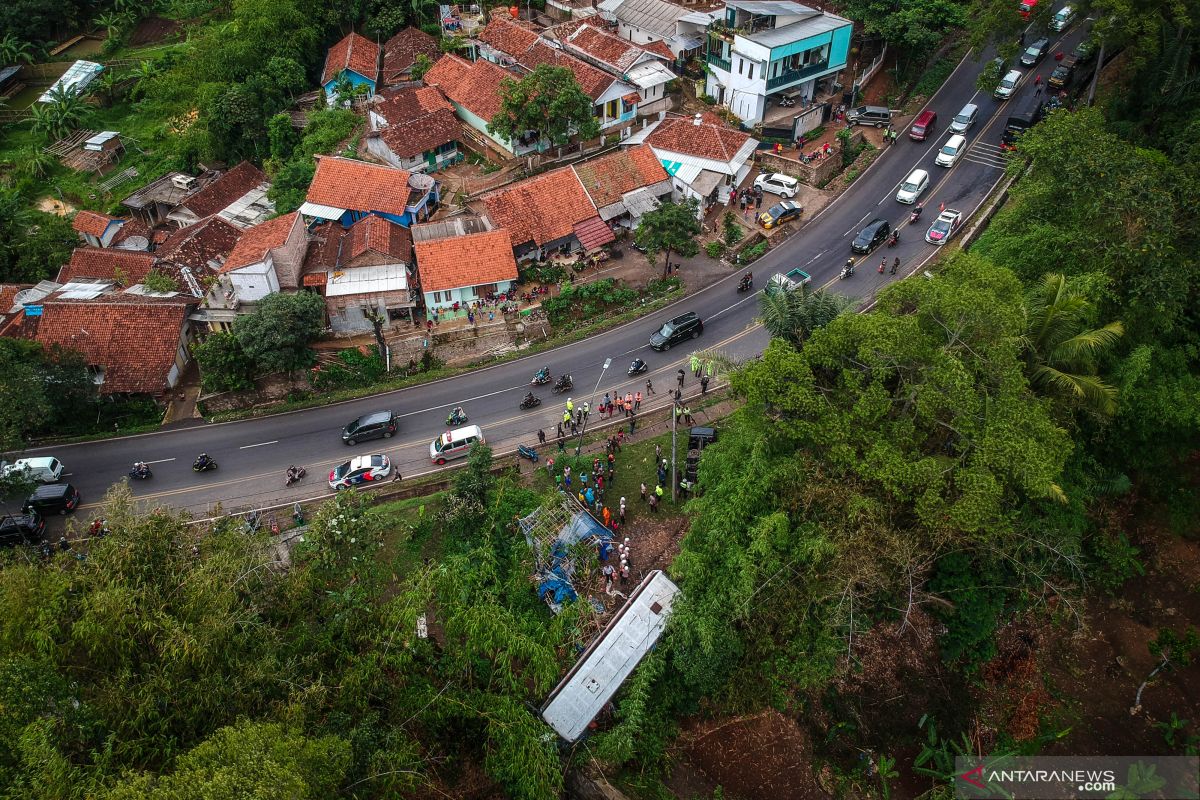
[
  {"left": 575, "top": 358, "right": 611, "bottom": 456},
  {"left": 670, "top": 396, "right": 678, "bottom": 503},
  {"left": 1086, "top": 40, "right": 1105, "bottom": 107}
]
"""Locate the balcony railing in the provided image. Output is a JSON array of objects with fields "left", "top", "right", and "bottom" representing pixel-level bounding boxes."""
[
  {"left": 765, "top": 60, "right": 829, "bottom": 90},
  {"left": 706, "top": 51, "right": 732, "bottom": 72}
]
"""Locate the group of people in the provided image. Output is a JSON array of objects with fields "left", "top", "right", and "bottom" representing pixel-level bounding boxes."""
[
  {"left": 599, "top": 390, "right": 642, "bottom": 420},
  {"left": 736, "top": 186, "right": 764, "bottom": 217}
]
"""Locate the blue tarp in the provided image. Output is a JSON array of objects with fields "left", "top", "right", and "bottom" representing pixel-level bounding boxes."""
[{"left": 521, "top": 497, "right": 611, "bottom": 613}]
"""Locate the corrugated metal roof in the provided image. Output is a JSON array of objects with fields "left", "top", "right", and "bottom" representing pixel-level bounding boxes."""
[
  {"left": 667, "top": 33, "right": 704, "bottom": 50},
  {"left": 626, "top": 60, "right": 674, "bottom": 88},
  {"left": 747, "top": 13, "right": 848, "bottom": 47},
  {"left": 678, "top": 9, "right": 723, "bottom": 23},
  {"left": 621, "top": 186, "right": 661, "bottom": 217},
  {"left": 298, "top": 201, "right": 346, "bottom": 220},
  {"left": 726, "top": 0, "right": 817, "bottom": 15},
  {"left": 620, "top": 120, "right": 661, "bottom": 146},
  {"left": 605, "top": 0, "right": 688, "bottom": 37},
  {"left": 39, "top": 60, "right": 103, "bottom": 103},
  {"left": 325, "top": 263, "right": 409, "bottom": 297}
]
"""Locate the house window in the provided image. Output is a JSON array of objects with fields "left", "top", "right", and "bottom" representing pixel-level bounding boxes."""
[
  {"left": 605, "top": 99, "right": 619, "bottom": 118},
  {"left": 737, "top": 58, "right": 743, "bottom": 75},
  {"left": 622, "top": 98, "right": 636, "bottom": 113},
  {"left": 748, "top": 63, "right": 754, "bottom": 80},
  {"left": 474, "top": 283, "right": 497, "bottom": 297}
]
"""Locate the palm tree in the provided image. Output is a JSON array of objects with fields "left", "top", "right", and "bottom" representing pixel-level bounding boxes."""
[
  {"left": 18, "top": 146, "right": 57, "bottom": 180},
  {"left": 759, "top": 279, "right": 852, "bottom": 348},
  {"left": 27, "top": 85, "right": 91, "bottom": 140},
  {"left": 1022, "top": 272, "right": 1124, "bottom": 416},
  {"left": 0, "top": 34, "right": 35, "bottom": 64}
]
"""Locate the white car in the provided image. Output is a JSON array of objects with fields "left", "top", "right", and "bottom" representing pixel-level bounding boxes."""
[
  {"left": 925, "top": 209, "right": 963, "bottom": 245},
  {"left": 1050, "top": 5, "right": 1073, "bottom": 30},
  {"left": 1, "top": 457, "right": 64, "bottom": 483},
  {"left": 753, "top": 172, "right": 799, "bottom": 198},
  {"left": 328, "top": 454, "right": 392, "bottom": 490},
  {"left": 895, "top": 169, "right": 930, "bottom": 204},
  {"left": 994, "top": 69, "right": 1022, "bottom": 99},
  {"left": 935, "top": 134, "right": 967, "bottom": 168}
]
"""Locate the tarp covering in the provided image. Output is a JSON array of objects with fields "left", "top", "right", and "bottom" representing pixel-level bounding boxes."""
[{"left": 520, "top": 499, "right": 612, "bottom": 614}]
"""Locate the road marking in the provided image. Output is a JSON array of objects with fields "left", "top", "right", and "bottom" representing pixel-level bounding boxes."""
[
  {"left": 62, "top": 472, "right": 73, "bottom": 477},
  {"left": 397, "top": 382, "right": 530, "bottom": 417},
  {"left": 145, "top": 457, "right": 176, "bottom": 465},
  {"left": 239, "top": 440, "right": 278, "bottom": 449}
]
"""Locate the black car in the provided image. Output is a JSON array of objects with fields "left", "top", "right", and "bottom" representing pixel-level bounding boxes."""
[
  {"left": 649, "top": 311, "right": 703, "bottom": 351},
  {"left": 341, "top": 410, "right": 398, "bottom": 445},
  {"left": 24, "top": 483, "right": 80, "bottom": 516},
  {"left": 1020, "top": 37, "right": 1050, "bottom": 66},
  {"left": 851, "top": 219, "right": 891, "bottom": 253},
  {"left": 0, "top": 512, "right": 44, "bottom": 546}
]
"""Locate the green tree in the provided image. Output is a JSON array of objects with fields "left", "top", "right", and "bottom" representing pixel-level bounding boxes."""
[
  {"left": 191, "top": 332, "right": 256, "bottom": 392},
  {"left": 634, "top": 198, "right": 702, "bottom": 278},
  {"left": 267, "top": 113, "right": 298, "bottom": 161},
  {"left": 410, "top": 52, "right": 433, "bottom": 80},
  {"left": 233, "top": 290, "right": 326, "bottom": 375},
  {"left": 0, "top": 34, "right": 35, "bottom": 64},
  {"left": 0, "top": 209, "right": 76, "bottom": 284},
  {"left": 26, "top": 85, "right": 91, "bottom": 140},
  {"left": 1022, "top": 273, "right": 1125, "bottom": 416},
  {"left": 0, "top": 341, "right": 50, "bottom": 452},
  {"left": 838, "top": 0, "right": 966, "bottom": 74},
  {"left": 139, "top": 269, "right": 179, "bottom": 294},
  {"left": 488, "top": 63, "right": 602, "bottom": 147},
  {"left": 759, "top": 280, "right": 851, "bottom": 349}
]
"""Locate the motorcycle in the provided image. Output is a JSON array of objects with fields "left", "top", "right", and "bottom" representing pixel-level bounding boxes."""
[
  {"left": 840, "top": 260, "right": 856, "bottom": 280},
  {"left": 777, "top": 95, "right": 796, "bottom": 107},
  {"left": 552, "top": 375, "right": 573, "bottom": 394},
  {"left": 887, "top": 230, "right": 900, "bottom": 248},
  {"left": 909, "top": 205, "right": 923, "bottom": 224},
  {"left": 736, "top": 276, "right": 753, "bottom": 293},
  {"left": 128, "top": 463, "right": 152, "bottom": 480},
  {"left": 520, "top": 394, "right": 542, "bottom": 410},
  {"left": 517, "top": 444, "right": 540, "bottom": 462},
  {"left": 446, "top": 407, "right": 468, "bottom": 426},
  {"left": 192, "top": 455, "right": 218, "bottom": 472},
  {"left": 531, "top": 367, "right": 551, "bottom": 386},
  {"left": 628, "top": 358, "right": 648, "bottom": 376},
  {"left": 285, "top": 466, "right": 307, "bottom": 487}
]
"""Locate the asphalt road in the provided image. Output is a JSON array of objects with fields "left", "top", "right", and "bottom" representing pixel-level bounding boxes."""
[{"left": 21, "top": 20, "right": 1087, "bottom": 523}]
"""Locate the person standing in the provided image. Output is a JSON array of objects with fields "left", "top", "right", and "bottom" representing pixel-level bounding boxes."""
[
  {"left": 690, "top": 354, "right": 701, "bottom": 377},
  {"left": 683, "top": 405, "right": 694, "bottom": 425},
  {"left": 655, "top": 443, "right": 662, "bottom": 461},
  {"left": 603, "top": 506, "right": 611, "bottom": 528},
  {"left": 646, "top": 378, "right": 655, "bottom": 395},
  {"left": 677, "top": 369, "right": 685, "bottom": 388},
  {"left": 602, "top": 563, "right": 615, "bottom": 592},
  {"left": 537, "top": 428, "right": 546, "bottom": 444},
  {"left": 700, "top": 374, "right": 709, "bottom": 394},
  {"left": 619, "top": 496, "right": 627, "bottom": 525},
  {"left": 640, "top": 482, "right": 648, "bottom": 502},
  {"left": 624, "top": 392, "right": 634, "bottom": 415},
  {"left": 634, "top": 390, "right": 642, "bottom": 410},
  {"left": 891, "top": 257, "right": 899, "bottom": 275}
]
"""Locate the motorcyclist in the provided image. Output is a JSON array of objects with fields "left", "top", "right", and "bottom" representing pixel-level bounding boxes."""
[
  {"left": 524, "top": 391, "right": 536, "bottom": 406},
  {"left": 449, "top": 406, "right": 465, "bottom": 423},
  {"left": 132, "top": 461, "right": 148, "bottom": 477},
  {"left": 195, "top": 453, "right": 211, "bottom": 469},
  {"left": 286, "top": 465, "right": 298, "bottom": 482},
  {"left": 629, "top": 358, "right": 645, "bottom": 374},
  {"left": 535, "top": 366, "right": 549, "bottom": 382},
  {"left": 743, "top": 271, "right": 753, "bottom": 284},
  {"left": 911, "top": 203, "right": 923, "bottom": 222},
  {"left": 888, "top": 229, "right": 900, "bottom": 245}
]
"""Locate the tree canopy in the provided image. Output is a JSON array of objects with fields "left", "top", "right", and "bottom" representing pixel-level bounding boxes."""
[
  {"left": 488, "top": 64, "right": 602, "bottom": 147},
  {"left": 634, "top": 198, "right": 702, "bottom": 277}
]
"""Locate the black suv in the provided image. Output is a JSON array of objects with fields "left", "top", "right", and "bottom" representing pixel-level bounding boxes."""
[
  {"left": 0, "top": 512, "right": 45, "bottom": 546},
  {"left": 341, "top": 410, "right": 398, "bottom": 445},
  {"left": 851, "top": 219, "right": 891, "bottom": 253},
  {"left": 24, "top": 483, "right": 81, "bottom": 516},
  {"left": 650, "top": 312, "right": 703, "bottom": 351}
]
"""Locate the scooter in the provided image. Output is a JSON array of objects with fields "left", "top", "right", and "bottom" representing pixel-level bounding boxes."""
[
  {"left": 446, "top": 407, "right": 468, "bottom": 426},
  {"left": 910, "top": 205, "right": 923, "bottom": 224},
  {"left": 128, "top": 464, "right": 152, "bottom": 480},
  {"left": 840, "top": 260, "right": 856, "bottom": 280},
  {"left": 552, "top": 375, "right": 573, "bottom": 394},
  {"left": 192, "top": 456, "right": 218, "bottom": 472},
  {"left": 887, "top": 230, "right": 900, "bottom": 248},
  {"left": 517, "top": 444, "right": 540, "bottom": 462},
  {"left": 520, "top": 395, "right": 541, "bottom": 410},
  {"left": 285, "top": 466, "right": 306, "bottom": 487},
  {"left": 628, "top": 358, "right": 648, "bottom": 376},
  {"left": 531, "top": 367, "right": 551, "bottom": 386},
  {"left": 736, "top": 276, "right": 753, "bottom": 293}
]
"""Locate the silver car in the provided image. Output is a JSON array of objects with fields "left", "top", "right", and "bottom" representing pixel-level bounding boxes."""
[{"left": 895, "top": 169, "right": 930, "bottom": 204}]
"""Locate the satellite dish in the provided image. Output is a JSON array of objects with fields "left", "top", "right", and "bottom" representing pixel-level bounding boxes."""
[
  {"left": 117, "top": 236, "right": 150, "bottom": 251},
  {"left": 11, "top": 289, "right": 37, "bottom": 307}
]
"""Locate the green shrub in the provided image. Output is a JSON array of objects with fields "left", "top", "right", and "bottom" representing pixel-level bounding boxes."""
[
  {"left": 706, "top": 240, "right": 726, "bottom": 259},
  {"left": 1086, "top": 531, "right": 1145, "bottom": 593},
  {"left": 741, "top": 240, "right": 769, "bottom": 262},
  {"left": 722, "top": 211, "right": 744, "bottom": 247},
  {"left": 310, "top": 347, "right": 385, "bottom": 390},
  {"left": 700, "top": 94, "right": 717, "bottom": 105},
  {"left": 929, "top": 552, "right": 1006, "bottom": 670}
]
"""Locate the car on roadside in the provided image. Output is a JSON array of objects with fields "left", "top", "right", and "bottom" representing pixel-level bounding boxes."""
[
  {"left": 851, "top": 219, "right": 891, "bottom": 253},
  {"left": 0, "top": 512, "right": 44, "bottom": 547},
  {"left": 994, "top": 69, "right": 1023, "bottom": 99},
  {"left": 757, "top": 199, "right": 803, "bottom": 229},
  {"left": 328, "top": 454, "right": 392, "bottom": 490},
  {"left": 1048, "top": 62, "right": 1074, "bottom": 89},
  {"left": 925, "top": 209, "right": 963, "bottom": 245},
  {"left": 846, "top": 105, "right": 893, "bottom": 127},
  {"left": 1050, "top": 5, "right": 1073, "bottom": 30},
  {"left": 895, "top": 169, "right": 930, "bottom": 204},
  {"left": 1, "top": 457, "right": 64, "bottom": 484},
  {"left": 341, "top": 410, "right": 398, "bottom": 445},
  {"left": 649, "top": 311, "right": 703, "bottom": 351},
  {"left": 1020, "top": 37, "right": 1051, "bottom": 66},
  {"left": 1018, "top": 0, "right": 1037, "bottom": 18},
  {"left": 24, "top": 483, "right": 80, "bottom": 516},
  {"left": 767, "top": 269, "right": 813, "bottom": 292},
  {"left": 753, "top": 172, "right": 799, "bottom": 198}
]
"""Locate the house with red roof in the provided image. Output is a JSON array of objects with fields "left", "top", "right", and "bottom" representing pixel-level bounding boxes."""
[
  {"left": 622, "top": 111, "right": 759, "bottom": 216},
  {"left": 166, "top": 161, "right": 275, "bottom": 230},
  {"left": 302, "top": 216, "right": 417, "bottom": 334},
  {"left": 298, "top": 155, "right": 440, "bottom": 228},
  {"left": 480, "top": 165, "right": 617, "bottom": 261},
  {"left": 56, "top": 248, "right": 158, "bottom": 287},
  {"left": 71, "top": 211, "right": 126, "bottom": 248},
  {"left": 322, "top": 32, "right": 381, "bottom": 104},
  {"left": 381, "top": 27, "right": 441, "bottom": 85},
  {"left": 423, "top": 54, "right": 536, "bottom": 158},
  {"left": 154, "top": 216, "right": 243, "bottom": 292},
  {"left": 411, "top": 220, "right": 518, "bottom": 314},
  {"left": 550, "top": 21, "right": 677, "bottom": 113},
  {"left": 364, "top": 87, "right": 461, "bottom": 173},
  {"left": 218, "top": 211, "right": 307, "bottom": 304}
]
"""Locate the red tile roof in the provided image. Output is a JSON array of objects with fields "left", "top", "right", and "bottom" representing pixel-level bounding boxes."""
[
  {"left": 30, "top": 299, "right": 193, "bottom": 394},
  {"left": 57, "top": 248, "right": 157, "bottom": 285},
  {"left": 572, "top": 144, "right": 669, "bottom": 208},
  {"left": 522, "top": 41, "right": 613, "bottom": 100},
  {"left": 478, "top": 17, "right": 540, "bottom": 57},
  {"left": 644, "top": 39, "right": 676, "bottom": 60},
  {"left": 382, "top": 27, "right": 441, "bottom": 84},
  {"left": 561, "top": 23, "right": 662, "bottom": 73},
  {"left": 112, "top": 217, "right": 152, "bottom": 249},
  {"left": 414, "top": 229, "right": 518, "bottom": 293},
  {"left": 305, "top": 156, "right": 413, "bottom": 218},
  {"left": 322, "top": 32, "right": 381, "bottom": 86},
  {"left": 424, "top": 54, "right": 513, "bottom": 122},
  {"left": 155, "top": 216, "right": 243, "bottom": 272},
  {"left": 371, "top": 87, "right": 460, "bottom": 160},
  {"left": 72, "top": 210, "right": 120, "bottom": 238},
  {"left": 221, "top": 212, "right": 299, "bottom": 273},
  {"left": 646, "top": 113, "right": 753, "bottom": 163},
  {"left": 342, "top": 215, "right": 413, "bottom": 265},
  {"left": 481, "top": 167, "right": 596, "bottom": 248},
  {"left": 302, "top": 222, "right": 344, "bottom": 275},
  {"left": 573, "top": 216, "right": 616, "bottom": 250},
  {"left": 176, "top": 161, "right": 268, "bottom": 218},
  {"left": 0, "top": 284, "right": 31, "bottom": 317}
]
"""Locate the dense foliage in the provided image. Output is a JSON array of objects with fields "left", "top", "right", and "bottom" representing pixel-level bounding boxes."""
[
  {"left": 488, "top": 64, "right": 602, "bottom": 147},
  {"left": 192, "top": 291, "right": 327, "bottom": 389},
  {"left": 0, "top": 191, "right": 77, "bottom": 284}
]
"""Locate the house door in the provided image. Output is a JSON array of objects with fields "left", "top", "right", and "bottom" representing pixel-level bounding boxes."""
[{"left": 425, "top": 150, "right": 437, "bottom": 170}]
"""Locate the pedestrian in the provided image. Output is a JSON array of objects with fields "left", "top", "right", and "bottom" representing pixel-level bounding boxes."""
[
  {"left": 392, "top": 469, "right": 403, "bottom": 482},
  {"left": 700, "top": 374, "right": 709, "bottom": 394},
  {"left": 624, "top": 392, "right": 634, "bottom": 415},
  {"left": 891, "top": 257, "right": 899, "bottom": 275},
  {"left": 629, "top": 416, "right": 636, "bottom": 434},
  {"left": 615, "top": 394, "right": 625, "bottom": 415},
  {"left": 610, "top": 519, "right": 620, "bottom": 537},
  {"left": 1034, "top": 83, "right": 1042, "bottom": 97},
  {"left": 570, "top": 419, "right": 578, "bottom": 435},
  {"left": 565, "top": 473, "right": 572, "bottom": 490},
  {"left": 576, "top": 408, "right": 583, "bottom": 426},
  {"left": 684, "top": 405, "right": 694, "bottom": 425},
  {"left": 690, "top": 354, "right": 701, "bottom": 377},
  {"left": 426, "top": 319, "right": 433, "bottom": 334},
  {"left": 655, "top": 443, "right": 662, "bottom": 461},
  {"left": 586, "top": 486, "right": 595, "bottom": 508},
  {"left": 823, "top": 141, "right": 831, "bottom": 156},
  {"left": 608, "top": 451, "right": 616, "bottom": 472},
  {"left": 563, "top": 465, "right": 571, "bottom": 481},
  {"left": 603, "top": 392, "right": 611, "bottom": 409},
  {"left": 1035, "top": 73, "right": 1042, "bottom": 86},
  {"left": 558, "top": 437, "right": 566, "bottom": 453},
  {"left": 755, "top": 191, "right": 763, "bottom": 210},
  {"left": 597, "top": 474, "right": 604, "bottom": 492},
  {"left": 646, "top": 378, "right": 654, "bottom": 395},
  {"left": 563, "top": 410, "right": 571, "bottom": 428},
  {"left": 649, "top": 493, "right": 659, "bottom": 512},
  {"left": 619, "top": 496, "right": 627, "bottom": 524},
  {"left": 581, "top": 471, "right": 589, "bottom": 487},
  {"left": 566, "top": 397, "right": 574, "bottom": 414},
  {"left": 634, "top": 390, "right": 642, "bottom": 410},
  {"left": 620, "top": 561, "right": 630, "bottom": 585},
  {"left": 602, "top": 563, "right": 615, "bottom": 592},
  {"left": 655, "top": 484, "right": 665, "bottom": 502},
  {"left": 939, "top": 201, "right": 945, "bottom": 214},
  {"left": 879, "top": 257, "right": 887, "bottom": 274},
  {"left": 674, "top": 388, "right": 682, "bottom": 403},
  {"left": 556, "top": 422, "right": 563, "bottom": 438},
  {"left": 657, "top": 466, "right": 667, "bottom": 486},
  {"left": 1018, "top": 30, "right": 1025, "bottom": 46},
  {"left": 677, "top": 369, "right": 685, "bottom": 388},
  {"left": 616, "top": 429, "right": 624, "bottom": 450},
  {"left": 537, "top": 428, "right": 546, "bottom": 444},
  {"left": 640, "top": 482, "right": 648, "bottom": 502},
  {"left": 467, "top": 310, "right": 474, "bottom": 325},
  {"left": 578, "top": 490, "right": 586, "bottom": 506},
  {"left": 603, "top": 506, "right": 611, "bottom": 528}
]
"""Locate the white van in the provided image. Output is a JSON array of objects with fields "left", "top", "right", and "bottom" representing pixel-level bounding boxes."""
[
  {"left": 994, "top": 69, "right": 1022, "bottom": 99},
  {"left": 430, "top": 425, "right": 485, "bottom": 465},
  {"left": 1050, "top": 5, "right": 1073, "bottom": 31},
  {"left": 2, "top": 457, "right": 64, "bottom": 483},
  {"left": 949, "top": 103, "right": 978, "bottom": 133},
  {"left": 935, "top": 134, "right": 967, "bottom": 167}
]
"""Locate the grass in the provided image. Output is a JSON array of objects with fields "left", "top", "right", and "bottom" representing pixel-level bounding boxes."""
[{"left": 369, "top": 491, "right": 449, "bottom": 575}]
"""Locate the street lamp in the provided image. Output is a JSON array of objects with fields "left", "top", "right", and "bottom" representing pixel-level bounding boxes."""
[{"left": 575, "top": 357, "right": 611, "bottom": 456}]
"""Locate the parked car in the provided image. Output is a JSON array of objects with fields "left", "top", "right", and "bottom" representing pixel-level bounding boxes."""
[
  {"left": 649, "top": 311, "right": 703, "bottom": 351},
  {"left": 851, "top": 219, "right": 891, "bottom": 253},
  {"left": 1048, "top": 62, "right": 1074, "bottom": 88},
  {"left": 994, "top": 69, "right": 1023, "bottom": 99},
  {"left": 1, "top": 457, "right": 64, "bottom": 484},
  {"left": 949, "top": 103, "right": 979, "bottom": 133},
  {"left": 328, "top": 454, "right": 392, "bottom": 490},
  {"left": 1050, "top": 5, "right": 1074, "bottom": 30},
  {"left": 909, "top": 109, "right": 938, "bottom": 141},
  {"left": 925, "top": 209, "right": 963, "bottom": 245},
  {"left": 0, "top": 512, "right": 44, "bottom": 546},
  {"left": 24, "top": 483, "right": 80, "bottom": 516},
  {"left": 935, "top": 134, "right": 967, "bottom": 168},
  {"left": 846, "top": 105, "right": 893, "bottom": 127},
  {"left": 753, "top": 172, "right": 799, "bottom": 198},
  {"left": 1020, "top": 37, "right": 1051, "bottom": 66},
  {"left": 767, "top": 269, "right": 813, "bottom": 293},
  {"left": 895, "top": 169, "right": 930, "bottom": 204},
  {"left": 1019, "top": 0, "right": 1038, "bottom": 18},
  {"left": 341, "top": 410, "right": 398, "bottom": 445},
  {"left": 757, "top": 200, "right": 803, "bottom": 229}
]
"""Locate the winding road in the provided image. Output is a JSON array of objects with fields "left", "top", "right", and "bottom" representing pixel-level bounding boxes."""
[{"left": 18, "top": 23, "right": 1087, "bottom": 523}]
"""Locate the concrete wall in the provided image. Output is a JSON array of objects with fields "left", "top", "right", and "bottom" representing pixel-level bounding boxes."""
[
  {"left": 272, "top": 214, "right": 309, "bottom": 290},
  {"left": 757, "top": 138, "right": 845, "bottom": 186}
]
